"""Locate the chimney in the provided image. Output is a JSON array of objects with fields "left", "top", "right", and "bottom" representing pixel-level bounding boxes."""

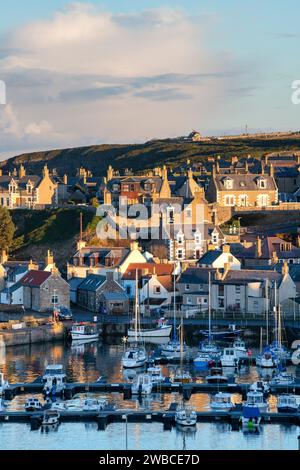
[
  {"left": 42, "top": 164, "right": 49, "bottom": 179},
  {"left": 45, "top": 250, "right": 54, "bottom": 266},
  {"left": 0, "top": 168, "right": 2, "bottom": 176},
  {"left": 212, "top": 208, "right": 218, "bottom": 226},
  {"left": 222, "top": 244, "right": 230, "bottom": 253},
  {"left": 130, "top": 241, "right": 140, "bottom": 252},
  {"left": 187, "top": 168, "right": 193, "bottom": 180},
  {"left": 282, "top": 261, "right": 289, "bottom": 276},
  {"left": 269, "top": 163, "right": 274, "bottom": 178},
  {"left": 212, "top": 165, "right": 216, "bottom": 178},
  {"left": 18, "top": 164, "right": 26, "bottom": 178},
  {"left": 107, "top": 165, "right": 114, "bottom": 182},
  {"left": 51, "top": 263, "right": 59, "bottom": 275},
  {"left": 271, "top": 251, "right": 278, "bottom": 264},
  {"left": 255, "top": 237, "right": 262, "bottom": 258},
  {"left": 207, "top": 243, "right": 216, "bottom": 251},
  {"left": 215, "top": 269, "right": 222, "bottom": 281},
  {"left": 63, "top": 174, "right": 68, "bottom": 185},
  {"left": 261, "top": 162, "right": 265, "bottom": 175},
  {"left": 28, "top": 259, "right": 35, "bottom": 270},
  {"left": 296, "top": 235, "right": 300, "bottom": 248},
  {"left": 297, "top": 154, "right": 300, "bottom": 164},
  {"left": 216, "top": 161, "right": 220, "bottom": 174},
  {"left": 77, "top": 240, "right": 86, "bottom": 251},
  {"left": 222, "top": 262, "right": 230, "bottom": 280},
  {"left": 0, "top": 250, "right": 8, "bottom": 264},
  {"left": 245, "top": 161, "right": 249, "bottom": 174},
  {"left": 106, "top": 270, "right": 114, "bottom": 282}
]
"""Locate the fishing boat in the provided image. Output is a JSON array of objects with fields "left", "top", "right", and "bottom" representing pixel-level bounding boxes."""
[
  {"left": 220, "top": 347, "right": 240, "bottom": 368},
  {"left": 175, "top": 402, "right": 197, "bottom": 427},
  {"left": 25, "top": 397, "right": 43, "bottom": 412},
  {"left": 146, "top": 366, "right": 165, "bottom": 383},
  {"left": 128, "top": 318, "right": 172, "bottom": 338},
  {"left": 131, "top": 373, "right": 153, "bottom": 396},
  {"left": 193, "top": 351, "right": 214, "bottom": 370},
  {"left": 0, "top": 372, "right": 9, "bottom": 396},
  {"left": 52, "top": 399, "right": 83, "bottom": 412},
  {"left": 244, "top": 391, "right": 268, "bottom": 412},
  {"left": 71, "top": 323, "right": 99, "bottom": 341},
  {"left": 122, "top": 271, "right": 147, "bottom": 369},
  {"left": 206, "top": 367, "right": 228, "bottom": 384},
  {"left": 270, "top": 371, "right": 295, "bottom": 386},
  {"left": 42, "top": 364, "right": 66, "bottom": 396},
  {"left": 277, "top": 394, "right": 299, "bottom": 413},
  {"left": 200, "top": 324, "right": 243, "bottom": 339},
  {"left": 210, "top": 392, "right": 234, "bottom": 410},
  {"left": 42, "top": 410, "right": 60, "bottom": 426},
  {"left": 232, "top": 338, "right": 248, "bottom": 359},
  {"left": 250, "top": 381, "right": 270, "bottom": 396}
]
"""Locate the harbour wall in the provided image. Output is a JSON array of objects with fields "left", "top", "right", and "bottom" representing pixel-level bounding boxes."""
[{"left": 0, "top": 324, "right": 65, "bottom": 347}]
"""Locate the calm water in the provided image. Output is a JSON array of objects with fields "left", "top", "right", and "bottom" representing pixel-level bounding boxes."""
[
  {"left": 0, "top": 422, "right": 298, "bottom": 450},
  {"left": 0, "top": 338, "right": 298, "bottom": 450}
]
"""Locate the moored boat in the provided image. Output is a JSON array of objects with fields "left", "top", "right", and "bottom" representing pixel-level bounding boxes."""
[
  {"left": 175, "top": 403, "right": 197, "bottom": 427},
  {"left": 42, "top": 410, "right": 60, "bottom": 426},
  {"left": 25, "top": 397, "right": 43, "bottom": 412},
  {"left": 71, "top": 323, "right": 99, "bottom": 341},
  {"left": 244, "top": 391, "right": 268, "bottom": 412},
  {"left": 128, "top": 318, "right": 172, "bottom": 338},
  {"left": 42, "top": 364, "right": 66, "bottom": 396},
  {"left": 131, "top": 374, "right": 153, "bottom": 395},
  {"left": 210, "top": 392, "right": 234, "bottom": 410},
  {"left": 206, "top": 367, "right": 228, "bottom": 384},
  {"left": 0, "top": 372, "right": 9, "bottom": 396},
  {"left": 277, "top": 394, "right": 299, "bottom": 412}
]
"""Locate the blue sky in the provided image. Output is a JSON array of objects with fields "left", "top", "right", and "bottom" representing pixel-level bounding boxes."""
[{"left": 0, "top": 1, "right": 300, "bottom": 158}]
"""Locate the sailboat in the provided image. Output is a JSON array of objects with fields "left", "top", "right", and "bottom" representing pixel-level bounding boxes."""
[
  {"left": 194, "top": 272, "right": 220, "bottom": 369},
  {"left": 173, "top": 317, "right": 192, "bottom": 383},
  {"left": 270, "top": 303, "right": 295, "bottom": 386},
  {"left": 256, "top": 281, "right": 280, "bottom": 369},
  {"left": 122, "top": 270, "right": 147, "bottom": 369},
  {"left": 161, "top": 263, "right": 187, "bottom": 359}
]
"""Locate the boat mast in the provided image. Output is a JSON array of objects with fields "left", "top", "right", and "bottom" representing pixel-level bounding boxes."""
[
  {"left": 135, "top": 269, "right": 138, "bottom": 342},
  {"left": 208, "top": 270, "right": 211, "bottom": 344},
  {"left": 265, "top": 278, "right": 269, "bottom": 345},
  {"left": 274, "top": 281, "right": 277, "bottom": 345},
  {"left": 173, "top": 261, "right": 176, "bottom": 341}
]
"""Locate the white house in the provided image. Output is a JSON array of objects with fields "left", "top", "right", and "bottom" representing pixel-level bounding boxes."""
[{"left": 197, "top": 244, "right": 241, "bottom": 270}]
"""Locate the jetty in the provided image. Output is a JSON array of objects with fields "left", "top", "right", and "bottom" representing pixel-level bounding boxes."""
[
  {"left": 1, "top": 404, "right": 300, "bottom": 430},
  {"left": 3, "top": 378, "right": 300, "bottom": 401}
]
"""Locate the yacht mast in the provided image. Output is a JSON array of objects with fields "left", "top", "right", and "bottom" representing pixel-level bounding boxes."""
[
  {"left": 265, "top": 278, "right": 269, "bottom": 345},
  {"left": 274, "top": 281, "right": 278, "bottom": 345},
  {"left": 173, "top": 262, "right": 176, "bottom": 341},
  {"left": 135, "top": 269, "right": 138, "bottom": 342},
  {"left": 208, "top": 270, "right": 211, "bottom": 344}
]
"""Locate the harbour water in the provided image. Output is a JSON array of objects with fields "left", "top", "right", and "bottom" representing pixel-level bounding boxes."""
[{"left": 0, "top": 338, "right": 299, "bottom": 450}]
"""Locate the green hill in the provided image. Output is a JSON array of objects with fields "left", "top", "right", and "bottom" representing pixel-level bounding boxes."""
[{"left": 2, "top": 134, "right": 300, "bottom": 176}]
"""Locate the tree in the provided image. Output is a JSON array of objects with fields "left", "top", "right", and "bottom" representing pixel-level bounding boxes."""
[{"left": 0, "top": 207, "right": 15, "bottom": 252}]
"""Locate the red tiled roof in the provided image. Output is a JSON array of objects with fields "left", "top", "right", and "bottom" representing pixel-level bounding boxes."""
[
  {"left": 19, "top": 270, "right": 51, "bottom": 287},
  {"left": 122, "top": 263, "right": 174, "bottom": 280}
]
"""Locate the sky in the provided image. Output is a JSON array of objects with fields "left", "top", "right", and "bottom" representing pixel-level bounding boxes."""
[{"left": 0, "top": 0, "right": 300, "bottom": 160}]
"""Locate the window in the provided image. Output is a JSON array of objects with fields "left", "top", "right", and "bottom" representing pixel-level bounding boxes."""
[
  {"left": 126, "top": 286, "right": 131, "bottom": 295},
  {"left": 51, "top": 295, "right": 59, "bottom": 305},
  {"left": 257, "top": 178, "right": 266, "bottom": 189},
  {"left": 224, "top": 195, "right": 235, "bottom": 206},
  {"left": 218, "top": 298, "right": 224, "bottom": 308},
  {"left": 235, "top": 285, "right": 241, "bottom": 294},
  {"left": 154, "top": 286, "right": 161, "bottom": 294},
  {"left": 238, "top": 195, "right": 248, "bottom": 206},
  {"left": 187, "top": 297, "right": 192, "bottom": 304},
  {"left": 219, "top": 285, "right": 224, "bottom": 296},
  {"left": 185, "top": 284, "right": 190, "bottom": 291},
  {"left": 167, "top": 207, "right": 174, "bottom": 224},
  {"left": 186, "top": 209, "right": 192, "bottom": 218},
  {"left": 223, "top": 178, "right": 233, "bottom": 189},
  {"left": 177, "top": 249, "right": 183, "bottom": 259},
  {"left": 228, "top": 256, "right": 233, "bottom": 262}
]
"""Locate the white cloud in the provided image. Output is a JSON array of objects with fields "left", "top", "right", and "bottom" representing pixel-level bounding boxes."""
[{"left": 0, "top": 3, "right": 244, "bottom": 159}]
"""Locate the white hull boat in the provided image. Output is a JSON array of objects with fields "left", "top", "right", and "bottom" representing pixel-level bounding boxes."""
[
  {"left": 175, "top": 403, "right": 197, "bottom": 427},
  {"left": 244, "top": 391, "right": 268, "bottom": 412},
  {"left": 128, "top": 324, "right": 172, "bottom": 338},
  {"left": 42, "top": 410, "right": 60, "bottom": 426},
  {"left": 221, "top": 347, "right": 239, "bottom": 367},
  {"left": 277, "top": 394, "right": 299, "bottom": 413},
  {"left": 270, "top": 372, "right": 295, "bottom": 386},
  {"left": 71, "top": 324, "right": 99, "bottom": 341},
  {"left": 147, "top": 366, "right": 164, "bottom": 384},
  {"left": 122, "top": 347, "right": 147, "bottom": 368},
  {"left": 210, "top": 392, "right": 234, "bottom": 410},
  {"left": 25, "top": 397, "right": 43, "bottom": 412},
  {"left": 42, "top": 364, "right": 66, "bottom": 396},
  {"left": 131, "top": 374, "right": 153, "bottom": 395}
]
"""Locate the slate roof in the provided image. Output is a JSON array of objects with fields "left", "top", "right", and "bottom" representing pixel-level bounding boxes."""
[
  {"left": 101, "top": 291, "right": 128, "bottom": 301},
  {"left": 231, "top": 237, "right": 300, "bottom": 260},
  {"left": 77, "top": 274, "right": 106, "bottom": 292},
  {"left": 178, "top": 267, "right": 214, "bottom": 284},
  {"left": 213, "top": 174, "right": 277, "bottom": 191},
  {"left": 198, "top": 250, "right": 222, "bottom": 265},
  {"left": 122, "top": 263, "right": 173, "bottom": 280},
  {"left": 214, "top": 269, "right": 283, "bottom": 285}
]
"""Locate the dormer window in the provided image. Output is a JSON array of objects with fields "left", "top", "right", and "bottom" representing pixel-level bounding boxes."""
[
  {"left": 223, "top": 177, "right": 233, "bottom": 189},
  {"left": 194, "top": 230, "right": 202, "bottom": 245},
  {"left": 177, "top": 230, "right": 184, "bottom": 245},
  {"left": 167, "top": 206, "right": 174, "bottom": 224},
  {"left": 211, "top": 229, "right": 219, "bottom": 244},
  {"left": 27, "top": 183, "right": 33, "bottom": 194},
  {"left": 257, "top": 177, "right": 267, "bottom": 189}
]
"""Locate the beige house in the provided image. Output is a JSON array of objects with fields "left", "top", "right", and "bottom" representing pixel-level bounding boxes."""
[
  {"left": 0, "top": 164, "right": 57, "bottom": 209},
  {"left": 206, "top": 167, "right": 278, "bottom": 208}
]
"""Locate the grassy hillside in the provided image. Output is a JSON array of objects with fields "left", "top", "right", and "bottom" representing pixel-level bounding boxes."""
[{"left": 2, "top": 135, "right": 300, "bottom": 176}]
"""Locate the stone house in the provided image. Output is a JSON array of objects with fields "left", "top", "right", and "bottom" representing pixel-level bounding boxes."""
[
  {"left": 206, "top": 167, "right": 278, "bottom": 208},
  {"left": 77, "top": 272, "right": 129, "bottom": 314},
  {"left": 197, "top": 244, "right": 241, "bottom": 270},
  {"left": 19, "top": 269, "right": 70, "bottom": 312}
]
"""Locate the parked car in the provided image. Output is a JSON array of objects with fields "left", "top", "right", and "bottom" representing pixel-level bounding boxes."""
[{"left": 57, "top": 307, "right": 73, "bottom": 321}]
